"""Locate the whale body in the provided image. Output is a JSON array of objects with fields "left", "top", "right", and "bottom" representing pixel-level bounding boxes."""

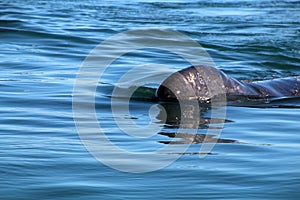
[{"left": 156, "top": 65, "right": 300, "bottom": 103}]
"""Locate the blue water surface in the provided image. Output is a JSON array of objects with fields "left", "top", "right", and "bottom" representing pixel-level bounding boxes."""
[{"left": 1, "top": 0, "right": 300, "bottom": 199}]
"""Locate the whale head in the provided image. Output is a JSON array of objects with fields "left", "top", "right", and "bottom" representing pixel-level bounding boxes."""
[{"left": 156, "top": 65, "right": 227, "bottom": 103}]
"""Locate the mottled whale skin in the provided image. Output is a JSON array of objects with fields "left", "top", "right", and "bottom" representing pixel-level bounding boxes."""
[{"left": 156, "top": 65, "right": 300, "bottom": 103}]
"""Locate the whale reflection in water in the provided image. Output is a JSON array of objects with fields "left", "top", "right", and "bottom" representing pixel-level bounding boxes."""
[{"left": 156, "top": 103, "right": 238, "bottom": 145}]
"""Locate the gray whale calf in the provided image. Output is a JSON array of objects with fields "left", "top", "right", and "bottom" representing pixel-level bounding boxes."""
[{"left": 156, "top": 65, "right": 300, "bottom": 103}]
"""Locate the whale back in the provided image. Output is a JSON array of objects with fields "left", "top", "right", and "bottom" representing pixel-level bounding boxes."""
[{"left": 156, "top": 65, "right": 300, "bottom": 103}]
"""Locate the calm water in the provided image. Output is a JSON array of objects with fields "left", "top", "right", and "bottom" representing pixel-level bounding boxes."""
[{"left": 1, "top": 0, "right": 300, "bottom": 199}]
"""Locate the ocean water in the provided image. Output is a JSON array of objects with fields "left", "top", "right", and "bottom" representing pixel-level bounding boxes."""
[{"left": 1, "top": 0, "right": 300, "bottom": 199}]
